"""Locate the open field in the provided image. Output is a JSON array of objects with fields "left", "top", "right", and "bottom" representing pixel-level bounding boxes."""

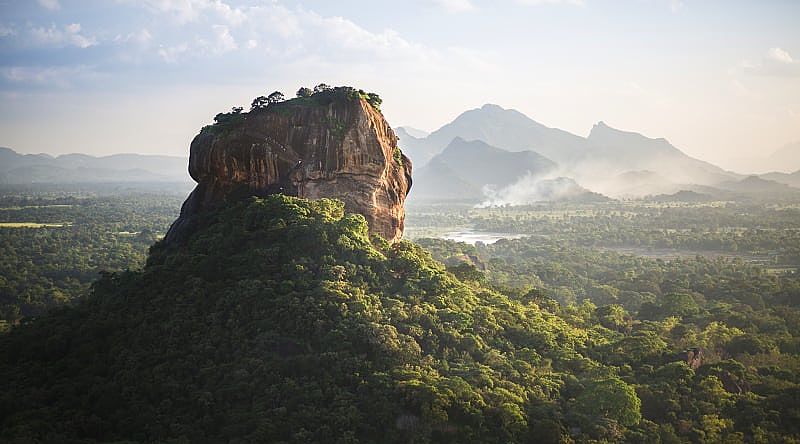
[{"left": 0, "top": 222, "right": 70, "bottom": 228}]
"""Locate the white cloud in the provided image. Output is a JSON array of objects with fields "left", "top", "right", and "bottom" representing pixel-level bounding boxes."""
[
  {"left": 121, "top": 1, "right": 440, "bottom": 63},
  {"left": 1, "top": 65, "right": 96, "bottom": 87},
  {"left": 767, "top": 47, "right": 793, "bottom": 64},
  {"left": 128, "top": 0, "right": 246, "bottom": 25},
  {"left": 210, "top": 24, "right": 237, "bottom": 53},
  {"left": 155, "top": 25, "right": 235, "bottom": 61},
  {"left": 131, "top": 0, "right": 201, "bottom": 23},
  {"left": 89, "top": 0, "right": 490, "bottom": 80},
  {"left": 0, "top": 24, "right": 16, "bottom": 37},
  {"left": 742, "top": 47, "right": 800, "bottom": 77},
  {"left": 29, "top": 23, "right": 98, "bottom": 48},
  {"left": 432, "top": 0, "right": 476, "bottom": 13},
  {"left": 224, "top": 4, "right": 438, "bottom": 63},
  {"left": 37, "top": 0, "right": 61, "bottom": 11},
  {"left": 208, "top": 0, "right": 246, "bottom": 25},
  {"left": 311, "top": 15, "right": 408, "bottom": 53},
  {"left": 114, "top": 28, "right": 153, "bottom": 45},
  {"left": 670, "top": 0, "right": 684, "bottom": 12},
  {"left": 242, "top": 3, "right": 301, "bottom": 39},
  {"left": 157, "top": 42, "right": 189, "bottom": 63}
]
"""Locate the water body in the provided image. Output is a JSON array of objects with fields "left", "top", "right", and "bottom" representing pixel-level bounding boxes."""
[{"left": 442, "top": 229, "right": 527, "bottom": 245}]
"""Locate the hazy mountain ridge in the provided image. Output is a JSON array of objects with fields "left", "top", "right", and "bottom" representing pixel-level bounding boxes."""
[
  {"left": 412, "top": 137, "right": 557, "bottom": 201},
  {"left": 396, "top": 104, "right": 747, "bottom": 199},
  {"left": 395, "top": 126, "right": 429, "bottom": 139},
  {"left": 759, "top": 170, "right": 800, "bottom": 188},
  {"left": 0, "top": 147, "right": 190, "bottom": 184},
  {"left": 583, "top": 122, "right": 736, "bottom": 186},
  {"left": 3, "top": 102, "right": 794, "bottom": 200},
  {"left": 402, "top": 104, "right": 586, "bottom": 167},
  {"left": 716, "top": 175, "right": 799, "bottom": 195},
  {"left": 649, "top": 190, "right": 714, "bottom": 203}
]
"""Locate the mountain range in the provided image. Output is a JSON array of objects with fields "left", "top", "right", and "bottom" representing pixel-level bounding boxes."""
[
  {"left": 413, "top": 138, "right": 556, "bottom": 200},
  {"left": 726, "top": 141, "right": 800, "bottom": 174},
  {"left": 0, "top": 147, "right": 190, "bottom": 184},
  {"left": 398, "top": 104, "right": 800, "bottom": 201},
  {"left": 3, "top": 104, "right": 798, "bottom": 202},
  {"left": 760, "top": 170, "right": 800, "bottom": 189}
]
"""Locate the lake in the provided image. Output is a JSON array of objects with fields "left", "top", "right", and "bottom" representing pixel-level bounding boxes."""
[{"left": 442, "top": 229, "right": 527, "bottom": 245}]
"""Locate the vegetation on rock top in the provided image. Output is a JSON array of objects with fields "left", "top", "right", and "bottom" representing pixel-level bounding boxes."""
[{"left": 202, "top": 84, "right": 383, "bottom": 137}]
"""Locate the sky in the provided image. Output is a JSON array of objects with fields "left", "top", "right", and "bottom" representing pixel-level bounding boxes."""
[{"left": 0, "top": 0, "right": 798, "bottom": 173}]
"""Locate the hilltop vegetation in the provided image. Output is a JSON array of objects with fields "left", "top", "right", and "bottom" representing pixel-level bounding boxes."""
[
  {"left": 205, "top": 84, "right": 384, "bottom": 136},
  {"left": 1, "top": 194, "right": 799, "bottom": 443},
  {"left": 0, "top": 196, "right": 642, "bottom": 442}
]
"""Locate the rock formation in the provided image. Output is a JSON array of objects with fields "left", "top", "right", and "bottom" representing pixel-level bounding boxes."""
[{"left": 165, "top": 88, "right": 412, "bottom": 244}]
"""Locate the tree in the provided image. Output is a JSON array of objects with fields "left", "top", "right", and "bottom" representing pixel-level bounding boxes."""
[
  {"left": 596, "top": 304, "right": 628, "bottom": 331},
  {"left": 365, "top": 92, "right": 382, "bottom": 110},
  {"left": 639, "top": 292, "right": 700, "bottom": 320},
  {"left": 231, "top": 106, "right": 243, "bottom": 114},
  {"left": 250, "top": 96, "right": 269, "bottom": 111},
  {"left": 446, "top": 262, "right": 485, "bottom": 284},
  {"left": 267, "top": 91, "right": 285, "bottom": 104},
  {"left": 660, "top": 292, "right": 700, "bottom": 318},
  {"left": 296, "top": 87, "right": 313, "bottom": 98},
  {"left": 726, "top": 334, "right": 775, "bottom": 356},
  {"left": 313, "top": 83, "right": 331, "bottom": 93},
  {"left": 574, "top": 377, "right": 642, "bottom": 426},
  {"left": 589, "top": 284, "right": 619, "bottom": 306}
]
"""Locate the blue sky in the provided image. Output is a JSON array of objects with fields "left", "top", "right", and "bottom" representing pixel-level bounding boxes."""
[{"left": 0, "top": 0, "right": 798, "bottom": 172}]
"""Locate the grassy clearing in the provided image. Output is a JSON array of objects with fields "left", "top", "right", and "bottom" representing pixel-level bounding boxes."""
[{"left": 0, "top": 222, "right": 71, "bottom": 228}]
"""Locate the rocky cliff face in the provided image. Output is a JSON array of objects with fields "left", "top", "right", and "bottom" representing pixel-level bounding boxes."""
[{"left": 165, "top": 90, "right": 412, "bottom": 244}]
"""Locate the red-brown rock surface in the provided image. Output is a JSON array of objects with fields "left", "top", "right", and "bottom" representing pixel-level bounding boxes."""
[{"left": 165, "top": 89, "right": 412, "bottom": 244}]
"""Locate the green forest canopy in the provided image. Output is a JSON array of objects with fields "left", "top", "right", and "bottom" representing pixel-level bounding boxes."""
[{"left": 1, "top": 195, "right": 799, "bottom": 443}]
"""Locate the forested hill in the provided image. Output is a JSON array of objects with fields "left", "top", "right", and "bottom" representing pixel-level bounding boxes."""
[
  {"left": 0, "top": 195, "right": 626, "bottom": 442},
  {"left": 1, "top": 195, "right": 799, "bottom": 443}
]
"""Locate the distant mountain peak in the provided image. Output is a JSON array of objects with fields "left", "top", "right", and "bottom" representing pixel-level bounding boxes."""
[
  {"left": 480, "top": 103, "right": 505, "bottom": 111},
  {"left": 395, "top": 126, "right": 429, "bottom": 139},
  {"left": 589, "top": 121, "right": 670, "bottom": 146},
  {"left": 413, "top": 136, "right": 558, "bottom": 202},
  {"left": 589, "top": 121, "right": 630, "bottom": 137},
  {"left": 589, "top": 121, "right": 670, "bottom": 144},
  {"left": 403, "top": 104, "right": 736, "bottom": 191},
  {"left": 441, "top": 137, "right": 503, "bottom": 156}
]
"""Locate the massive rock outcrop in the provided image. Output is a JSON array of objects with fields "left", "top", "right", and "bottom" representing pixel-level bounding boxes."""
[{"left": 165, "top": 88, "right": 412, "bottom": 244}]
